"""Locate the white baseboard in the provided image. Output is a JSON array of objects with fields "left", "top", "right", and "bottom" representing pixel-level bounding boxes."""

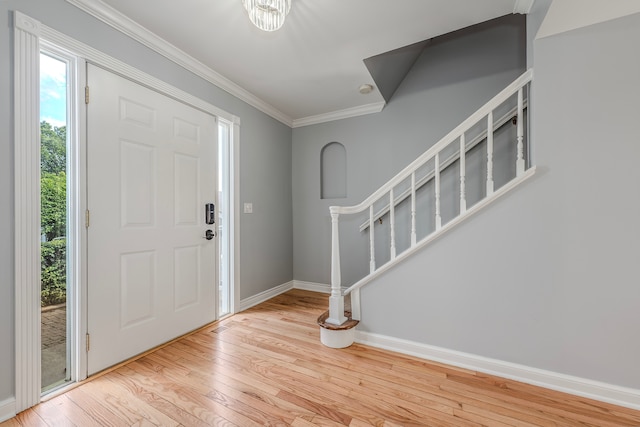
[
  {"left": 356, "top": 331, "right": 640, "bottom": 411},
  {"left": 293, "top": 280, "right": 331, "bottom": 294},
  {"left": 0, "top": 397, "right": 16, "bottom": 423},
  {"left": 238, "top": 281, "right": 294, "bottom": 312},
  {"left": 238, "top": 280, "right": 332, "bottom": 312}
]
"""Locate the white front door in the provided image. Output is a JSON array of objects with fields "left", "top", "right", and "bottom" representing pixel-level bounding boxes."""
[{"left": 86, "top": 64, "right": 218, "bottom": 375}]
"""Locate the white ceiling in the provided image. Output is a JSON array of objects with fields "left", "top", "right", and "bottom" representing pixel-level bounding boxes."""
[{"left": 68, "top": 0, "right": 532, "bottom": 127}]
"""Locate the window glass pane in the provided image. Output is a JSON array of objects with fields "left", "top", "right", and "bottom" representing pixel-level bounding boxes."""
[{"left": 40, "top": 52, "right": 69, "bottom": 392}]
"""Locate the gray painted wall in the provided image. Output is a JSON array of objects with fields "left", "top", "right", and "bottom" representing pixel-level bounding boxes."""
[
  {"left": 292, "top": 16, "right": 526, "bottom": 286},
  {"left": 526, "top": 0, "right": 553, "bottom": 68},
  {"left": 0, "top": 0, "right": 293, "bottom": 401},
  {"left": 359, "top": 11, "right": 640, "bottom": 389}
]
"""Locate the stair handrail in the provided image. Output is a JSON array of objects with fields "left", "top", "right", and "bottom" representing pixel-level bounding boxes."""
[
  {"left": 357, "top": 99, "right": 527, "bottom": 232},
  {"left": 324, "top": 69, "right": 533, "bottom": 327},
  {"left": 330, "top": 69, "right": 532, "bottom": 217}
]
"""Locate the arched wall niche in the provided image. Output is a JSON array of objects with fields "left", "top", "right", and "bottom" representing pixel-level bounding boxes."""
[{"left": 320, "top": 142, "right": 347, "bottom": 199}]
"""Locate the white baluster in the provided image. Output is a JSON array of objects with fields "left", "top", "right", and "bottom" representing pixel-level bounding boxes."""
[
  {"left": 435, "top": 153, "right": 442, "bottom": 230},
  {"left": 328, "top": 210, "right": 346, "bottom": 325},
  {"left": 410, "top": 172, "right": 417, "bottom": 247},
  {"left": 516, "top": 87, "right": 525, "bottom": 176},
  {"left": 369, "top": 205, "right": 375, "bottom": 273},
  {"left": 459, "top": 134, "right": 467, "bottom": 214},
  {"left": 389, "top": 189, "right": 396, "bottom": 259},
  {"left": 486, "top": 111, "right": 494, "bottom": 195}
]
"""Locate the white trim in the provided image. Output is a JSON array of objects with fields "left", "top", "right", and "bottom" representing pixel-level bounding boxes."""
[
  {"left": 356, "top": 331, "right": 640, "bottom": 411},
  {"left": 238, "top": 280, "right": 331, "bottom": 312},
  {"left": 0, "top": 398, "right": 16, "bottom": 423},
  {"left": 14, "top": 10, "right": 42, "bottom": 413},
  {"left": 76, "top": 60, "right": 89, "bottom": 382},
  {"left": 332, "top": 69, "right": 533, "bottom": 217},
  {"left": 292, "top": 102, "right": 386, "bottom": 128},
  {"left": 15, "top": 10, "right": 40, "bottom": 34},
  {"left": 232, "top": 121, "right": 241, "bottom": 315},
  {"left": 39, "top": 24, "right": 239, "bottom": 125},
  {"left": 38, "top": 42, "right": 86, "bottom": 387},
  {"left": 293, "top": 280, "right": 331, "bottom": 294},
  {"left": 64, "top": 0, "right": 292, "bottom": 127},
  {"left": 39, "top": 14, "right": 243, "bottom": 322},
  {"left": 217, "top": 118, "right": 233, "bottom": 319},
  {"left": 238, "top": 281, "right": 294, "bottom": 312},
  {"left": 14, "top": 11, "right": 242, "bottom": 408},
  {"left": 357, "top": 101, "right": 527, "bottom": 232},
  {"left": 351, "top": 288, "right": 361, "bottom": 321},
  {"left": 513, "top": 0, "right": 535, "bottom": 14},
  {"left": 344, "top": 166, "right": 537, "bottom": 296}
]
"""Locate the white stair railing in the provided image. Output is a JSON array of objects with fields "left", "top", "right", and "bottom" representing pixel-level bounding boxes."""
[{"left": 326, "top": 69, "right": 534, "bottom": 326}]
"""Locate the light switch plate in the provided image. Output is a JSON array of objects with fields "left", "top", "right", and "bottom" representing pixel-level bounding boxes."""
[{"left": 244, "top": 202, "right": 253, "bottom": 214}]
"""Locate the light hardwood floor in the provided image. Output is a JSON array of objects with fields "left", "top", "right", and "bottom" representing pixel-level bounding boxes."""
[{"left": 3, "top": 289, "right": 640, "bottom": 426}]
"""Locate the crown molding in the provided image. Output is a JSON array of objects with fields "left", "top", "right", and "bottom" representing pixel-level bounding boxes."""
[
  {"left": 513, "top": 0, "right": 535, "bottom": 14},
  {"left": 65, "top": 0, "right": 294, "bottom": 127},
  {"left": 39, "top": 20, "right": 240, "bottom": 124},
  {"left": 292, "top": 101, "right": 385, "bottom": 128}
]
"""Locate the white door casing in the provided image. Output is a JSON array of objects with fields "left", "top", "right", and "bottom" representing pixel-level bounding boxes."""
[
  {"left": 14, "top": 12, "right": 238, "bottom": 414},
  {"left": 87, "top": 64, "right": 218, "bottom": 374}
]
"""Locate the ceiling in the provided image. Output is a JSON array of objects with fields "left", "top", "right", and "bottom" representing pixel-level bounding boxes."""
[{"left": 67, "top": 0, "right": 533, "bottom": 127}]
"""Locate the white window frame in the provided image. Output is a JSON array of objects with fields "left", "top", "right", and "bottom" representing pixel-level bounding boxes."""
[{"left": 39, "top": 41, "right": 83, "bottom": 395}]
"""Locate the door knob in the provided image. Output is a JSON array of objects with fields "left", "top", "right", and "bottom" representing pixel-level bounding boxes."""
[{"left": 204, "top": 229, "right": 215, "bottom": 240}]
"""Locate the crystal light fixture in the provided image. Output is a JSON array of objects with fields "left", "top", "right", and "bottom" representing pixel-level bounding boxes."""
[{"left": 242, "top": 0, "right": 291, "bottom": 32}]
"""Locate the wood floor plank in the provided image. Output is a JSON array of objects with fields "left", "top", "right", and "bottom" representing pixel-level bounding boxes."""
[
  {"left": 30, "top": 396, "right": 79, "bottom": 427},
  {"left": 141, "top": 350, "right": 315, "bottom": 425},
  {"left": 11, "top": 410, "right": 48, "bottom": 427},
  {"left": 3, "top": 289, "right": 640, "bottom": 427},
  {"left": 115, "top": 362, "right": 256, "bottom": 426},
  {"left": 63, "top": 383, "right": 131, "bottom": 427},
  {"left": 104, "top": 370, "right": 211, "bottom": 427},
  {"left": 294, "top": 357, "right": 462, "bottom": 412},
  {"left": 32, "top": 394, "right": 103, "bottom": 427},
  {"left": 82, "top": 377, "right": 180, "bottom": 427},
  {"left": 290, "top": 416, "right": 321, "bottom": 427},
  {"left": 442, "top": 374, "right": 638, "bottom": 427},
  {"left": 190, "top": 342, "right": 395, "bottom": 425}
]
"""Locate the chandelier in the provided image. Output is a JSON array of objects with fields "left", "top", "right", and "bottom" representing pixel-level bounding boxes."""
[{"left": 242, "top": 0, "right": 291, "bottom": 32}]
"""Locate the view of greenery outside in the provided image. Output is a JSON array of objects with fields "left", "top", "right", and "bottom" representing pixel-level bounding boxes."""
[{"left": 41, "top": 121, "right": 67, "bottom": 307}]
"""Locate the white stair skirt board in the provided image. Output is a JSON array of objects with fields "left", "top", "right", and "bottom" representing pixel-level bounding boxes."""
[
  {"left": 356, "top": 331, "right": 640, "bottom": 411},
  {"left": 0, "top": 398, "right": 16, "bottom": 423}
]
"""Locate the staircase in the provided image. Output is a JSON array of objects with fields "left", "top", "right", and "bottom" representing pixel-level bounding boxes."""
[{"left": 319, "top": 69, "right": 535, "bottom": 348}]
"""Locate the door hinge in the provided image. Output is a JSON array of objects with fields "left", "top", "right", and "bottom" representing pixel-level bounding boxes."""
[
  {"left": 85, "top": 86, "right": 90, "bottom": 104},
  {"left": 85, "top": 209, "right": 90, "bottom": 228},
  {"left": 86, "top": 333, "right": 90, "bottom": 352}
]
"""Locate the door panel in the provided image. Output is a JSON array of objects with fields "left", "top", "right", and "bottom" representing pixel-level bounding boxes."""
[{"left": 87, "top": 65, "right": 217, "bottom": 375}]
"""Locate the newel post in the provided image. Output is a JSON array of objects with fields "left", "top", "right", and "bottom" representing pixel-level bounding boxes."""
[{"left": 327, "top": 209, "right": 347, "bottom": 325}]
